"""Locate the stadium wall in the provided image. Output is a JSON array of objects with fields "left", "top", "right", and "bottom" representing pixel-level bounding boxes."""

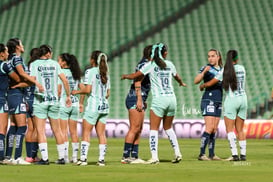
[{"left": 43, "top": 119, "right": 273, "bottom": 139}]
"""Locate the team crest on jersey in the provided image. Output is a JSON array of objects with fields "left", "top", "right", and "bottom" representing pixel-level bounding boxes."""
[
  {"left": 154, "top": 67, "right": 159, "bottom": 72},
  {"left": 96, "top": 74, "right": 100, "bottom": 79},
  {"left": 20, "top": 103, "right": 27, "bottom": 112}
]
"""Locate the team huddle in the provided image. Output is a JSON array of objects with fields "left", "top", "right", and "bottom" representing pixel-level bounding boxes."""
[{"left": 0, "top": 38, "right": 247, "bottom": 166}]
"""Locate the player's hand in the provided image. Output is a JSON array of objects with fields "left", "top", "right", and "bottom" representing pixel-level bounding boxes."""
[
  {"left": 37, "top": 83, "right": 44, "bottom": 93},
  {"left": 66, "top": 96, "right": 72, "bottom": 107},
  {"left": 79, "top": 104, "right": 84, "bottom": 113},
  {"left": 203, "top": 66, "right": 211, "bottom": 73},
  {"left": 121, "top": 75, "right": 126, "bottom": 80},
  {"left": 180, "top": 82, "right": 187, "bottom": 87},
  {"left": 71, "top": 90, "right": 77, "bottom": 95},
  {"left": 136, "top": 100, "right": 143, "bottom": 112},
  {"left": 199, "top": 84, "right": 205, "bottom": 91}
]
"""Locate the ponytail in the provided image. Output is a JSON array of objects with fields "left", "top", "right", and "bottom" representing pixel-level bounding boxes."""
[
  {"left": 69, "top": 54, "right": 82, "bottom": 81},
  {"left": 151, "top": 43, "right": 167, "bottom": 69},
  {"left": 97, "top": 53, "right": 108, "bottom": 85},
  {"left": 59, "top": 53, "right": 82, "bottom": 81},
  {"left": 223, "top": 50, "right": 238, "bottom": 91}
]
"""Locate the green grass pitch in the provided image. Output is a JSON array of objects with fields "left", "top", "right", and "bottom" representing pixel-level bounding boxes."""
[{"left": 1, "top": 138, "right": 272, "bottom": 182}]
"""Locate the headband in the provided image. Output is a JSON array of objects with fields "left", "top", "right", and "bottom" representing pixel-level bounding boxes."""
[
  {"left": 97, "top": 53, "right": 107, "bottom": 65},
  {"left": 151, "top": 43, "right": 165, "bottom": 60}
]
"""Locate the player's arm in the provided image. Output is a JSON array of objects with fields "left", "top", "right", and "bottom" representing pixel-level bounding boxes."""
[
  {"left": 58, "top": 84, "right": 62, "bottom": 98},
  {"left": 106, "top": 89, "right": 110, "bottom": 99},
  {"left": 134, "top": 81, "right": 143, "bottom": 112},
  {"left": 173, "top": 73, "right": 187, "bottom": 87},
  {"left": 16, "top": 64, "right": 44, "bottom": 92},
  {"left": 199, "top": 78, "right": 219, "bottom": 91},
  {"left": 59, "top": 73, "right": 71, "bottom": 107},
  {"left": 72, "top": 84, "right": 91, "bottom": 95},
  {"left": 121, "top": 71, "right": 144, "bottom": 80},
  {"left": 194, "top": 66, "right": 210, "bottom": 84},
  {"left": 8, "top": 71, "right": 20, "bottom": 83}
]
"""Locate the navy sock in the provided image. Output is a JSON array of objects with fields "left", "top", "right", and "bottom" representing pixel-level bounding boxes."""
[
  {"left": 0, "top": 134, "right": 5, "bottom": 160},
  {"left": 199, "top": 132, "right": 210, "bottom": 156},
  {"left": 131, "top": 144, "right": 139, "bottom": 159},
  {"left": 31, "top": 142, "right": 39, "bottom": 158},
  {"left": 26, "top": 142, "right": 32, "bottom": 158},
  {"left": 5, "top": 125, "right": 17, "bottom": 158},
  {"left": 122, "top": 143, "right": 133, "bottom": 158},
  {"left": 15, "top": 126, "right": 27, "bottom": 159},
  {"left": 208, "top": 133, "right": 216, "bottom": 158}
]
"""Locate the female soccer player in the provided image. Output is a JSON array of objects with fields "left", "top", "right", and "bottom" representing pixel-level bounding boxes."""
[
  {"left": 58, "top": 53, "right": 83, "bottom": 163},
  {"left": 200, "top": 50, "right": 247, "bottom": 161},
  {"left": 194, "top": 49, "right": 222, "bottom": 161},
  {"left": 25, "top": 48, "right": 41, "bottom": 163},
  {"left": 121, "top": 43, "right": 186, "bottom": 164},
  {"left": 121, "top": 45, "right": 152, "bottom": 164},
  {"left": 30, "top": 45, "right": 71, "bottom": 165},
  {"left": 72, "top": 51, "right": 110, "bottom": 166},
  {"left": 5, "top": 38, "right": 43, "bottom": 165},
  {"left": 0, "top": 43, "right": 20, "bottom": 164}
]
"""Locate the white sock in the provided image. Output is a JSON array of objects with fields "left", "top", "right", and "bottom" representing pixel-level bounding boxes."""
[
  {"left": 39, "top": 143, "right": 48, "bottom": 161},
  {"left": 165, "top": 128, "right": 182, "bottom": 157},
  {"left": 64, "top": 142, "right": 69, "bottom": 161},
  {"left": 239, "top": 140, "right": 247, "bottom": 156},
  {"left": 80, "top": 141, "right": 90, "bottom": 161},
  {"left": 98, "top": 144, "right": 107, "bottom": 161},
  {"left": 72, "top": 142, "right": 79, "bottom": 161},
  {"left": 227, "top": 132, "right": 238, "bottom": 156},
  {"left": 149, "top": 130, "right": 158, "bottom": 160},
  {"left": 57, "top": 144, "right": 65, "bottom": 159}
]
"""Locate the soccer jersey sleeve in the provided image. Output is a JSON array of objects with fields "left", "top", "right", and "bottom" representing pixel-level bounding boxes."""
[
  {"left": 13, "top": 56, "right": 23, "bottom": 67},
  {"left": 29, "top": 62, "right": 37, "bottom": 77},
  {"left": 83, "top": 68, "right": 96, "bottom": 85},
  {"left": 214, "top": 69, "right": 223, "bottom": 81},
  {"left": 2, "top": 61, "right": 14, "bottom": 75},
  {"left": 168, "top": 61, "right": 177, "bottom": 77},
  {"left": 140, "top": 61, "right": 153, "bottom": 75}
]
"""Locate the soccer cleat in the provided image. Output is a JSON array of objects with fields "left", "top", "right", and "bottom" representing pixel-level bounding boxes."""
[
  {"left": 70, "top": 158, "right": 78, "bottom": 164},
  {"left": 210, "top": 155, "right": 221, "bottom": 161},
  {"left": 225, "top": 155, "right": 240, "bottom": 161},
  {"left": 172, "top": 155, "right": 182, "bottom": 163},
  {"left": 96, "top": 160, "right": 105, "bottom": 166},
  {"left": 55, "top": 158, "right": 65, "bottom": 165},
  {"left": 76, "top": 159, "right": 87, "bottom": 166},
  {"left": 12, "top": 158, "right": 31, "bottom": 165},
  {"left": 1, "top": 158, "right": 13, "bottom": 165},
  {"left": 130, "top": 158, "right": 146, "bottom": 164},
  {"left": 35, "top": 159, "right": 50, "bottom": 165},
  {"left": 240, "top": 155, "right": 247, "bottom": 161},
  {"left": 198, "top": 155, "right": 211, "bottom": 161},
  {"left": 145, "top": 158, "right": 159, "bottom": 164},
  {"left": 25, "top": 157, "right": 34, "bottom": 163},
  {"left": 121, "top": 157, "right": 132, "bottom": 164},
  {"left": 33, "top": 157, "right": 41, "bottom": 162}
]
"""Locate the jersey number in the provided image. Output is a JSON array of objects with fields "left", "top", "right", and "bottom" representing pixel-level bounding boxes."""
[{"left": 45, "top": 78, "right": 51, "bottom": 90}]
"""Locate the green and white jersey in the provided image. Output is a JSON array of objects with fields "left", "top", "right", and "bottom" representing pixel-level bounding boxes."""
[
  {"left": 140, "top": 60, "right": 176, "bottom": 98},
  {"left": 83, "top": 67, "right": 110, "bottom": 114},
  {"left": 59, "top": 69, "right": 79, "bottom": 107},
  {"left": 215, "top": 64, "right": 246, "bottom": 97},
  {"left": 30, "top": 59, "right": 63, "bottom": 105}
]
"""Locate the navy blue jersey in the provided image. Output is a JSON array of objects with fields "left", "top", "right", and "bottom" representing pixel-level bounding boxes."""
[
  {"left": 129, "top": 58, "right": 151, "bottom": 100},
  {"left": 24, "top": 66, "right": 35, "bottom": 101},
  {"left": 199, "top": 64, "right": 223, "bottom": 102},
  {"left": 8, "top": 54, "right": 26, "bottom": 94},
  {"left": 0, "top": 60, "right": 13, "bottom": 97}
]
